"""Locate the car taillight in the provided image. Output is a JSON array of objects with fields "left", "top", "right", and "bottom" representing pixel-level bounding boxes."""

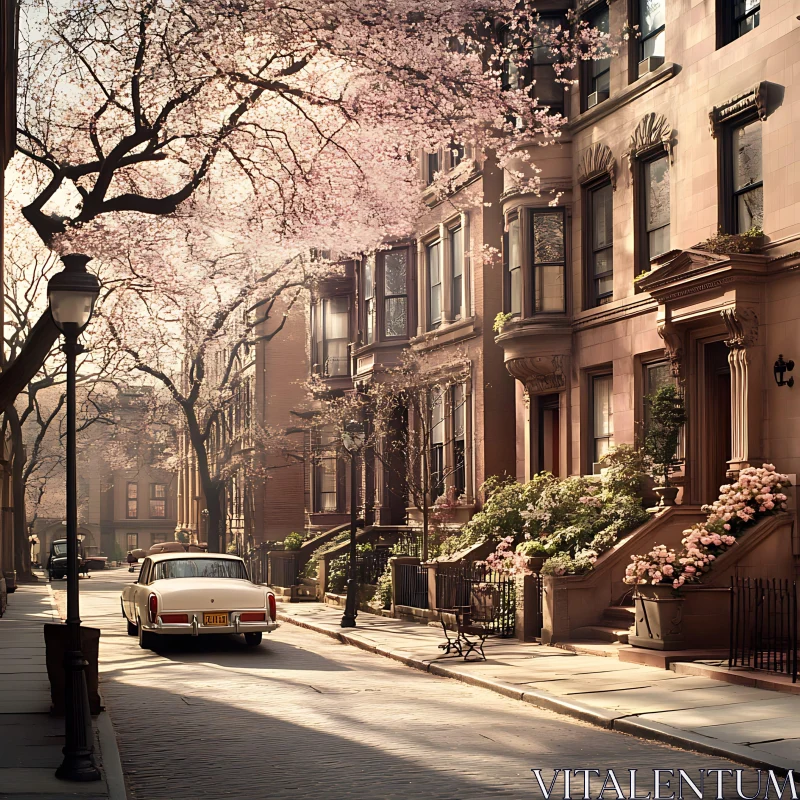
[
  {"left": 160, "top": 613, "right": 188, "bottom": 624},
  {"left": 240, "top": 611, "right": 266, "bottom": 622},
  {"left": 268, "top": 594, "right": 277, "bottom": 622},
  {"left": 148, "top": 593, "right": 158, "bottom": 624}
]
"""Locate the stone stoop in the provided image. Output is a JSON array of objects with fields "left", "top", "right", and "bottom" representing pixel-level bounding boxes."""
[{"left": 570, "top": 605, "right": 635, "bottom": 644}]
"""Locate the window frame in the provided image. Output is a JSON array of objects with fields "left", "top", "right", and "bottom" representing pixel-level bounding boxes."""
[
  {"left": 449, "top": 223, "right": 464, "bottom": 322},
  {"left": 719, "top": 113, "right": 763, "bottom": 235},
  {"left": 126, "top": 532, "right": 139, "bottom": 551},
  {"left": 149, "top": 483, "right": 167, "bottom": 519},
  {"left": 580, "top": 2, "right": 611, "bottom": 111},
  {"left": 635, "top": 149, "right": 671, "bottom": 274},
  {"left": 429, "top": 387, "right": 446, "bottom": 501},
  {"left": 451, "top": 383, "right": 466, "bottom": 497},
  {"left": 718, "top": 0, "right": 760, "bottom": 47},
  {"left": 318, "top": 295, "right": 350, "bottom": 378},
  {"left": 426, "top": 239, "right": 443, "bottom": 331},
  {"left": 363, "top": 255, "right": 376, "bottom": 345},
  {"left": 504, "top": 213, "right": 522, "bottom": 318},
  {"left": 584, "top": 178, "right": 614, "bottom": 308},
  {"left": 426, "top": 151, "right": 441, "bottom": 186},
  {"left": 126, "top": 482, "right": 138, "bottom": 519},
  {"left": 381, "top": 249, "right": 409, "bottom": 340},
  {"left": 590, "top": 372, "right": 614, "bottom": 467},
  {"left": 530, "top": 207, "right": 567, "bottom": 315},
  {"left": 637, "top": 0, "right": 665, "bottom": 62}
]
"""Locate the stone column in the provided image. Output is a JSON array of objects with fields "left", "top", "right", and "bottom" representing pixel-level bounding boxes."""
[{"left": 722, "top": 307, "right": 764, "bottom": 476}]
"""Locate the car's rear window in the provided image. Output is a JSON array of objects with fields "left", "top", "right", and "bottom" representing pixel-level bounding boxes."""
[
  {"left": 153, "top": 559, "right": 247, "bottom": 581},
  {"left": 52, "top": 543, "right": 67, "bottom": 556}
]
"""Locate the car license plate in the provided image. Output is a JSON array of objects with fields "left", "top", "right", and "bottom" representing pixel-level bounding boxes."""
[{"left": 203, "top": 613, "right": 228, "bottom": 626}]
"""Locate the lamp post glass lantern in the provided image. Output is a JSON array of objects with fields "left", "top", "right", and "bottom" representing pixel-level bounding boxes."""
[
  {"left": 47, "top": 258, "right": 101, "bottom": 782},
  {"left": 341, "top": 420, "right": 365, "bottom": 628}
]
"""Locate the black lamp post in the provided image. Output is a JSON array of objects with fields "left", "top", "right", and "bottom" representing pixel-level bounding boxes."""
[
  {"left": 341, "top": 419, "right": 365, "bottom": 628},
  {"left": 48, "top": 254, "right": 101, "bottom": 782}
]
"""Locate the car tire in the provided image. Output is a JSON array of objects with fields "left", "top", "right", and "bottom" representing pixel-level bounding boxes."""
[
  {"left": 48, "top": 572, "right": 53, "bottom": 582},
  {"left": 138, "top": 620, "right": 158, "bottom": 651},
  {"left": 244, "top": 632, "right": 263, "bottom": 647},
  {"left": 127, "top": 618, "right": 138, "bottom": 637}
]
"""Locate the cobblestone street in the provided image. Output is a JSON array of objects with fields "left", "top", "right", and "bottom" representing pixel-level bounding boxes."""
[{"left": 52, "top": 570, "right": 765, "bottom": 800}]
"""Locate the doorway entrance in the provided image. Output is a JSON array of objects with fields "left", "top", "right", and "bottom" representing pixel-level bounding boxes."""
[
  {"left": 537, "top": 394, "right": 560, "bottom": 476},
  {"left": 703, "top": 341, "right": 732, "bottom": 499}
]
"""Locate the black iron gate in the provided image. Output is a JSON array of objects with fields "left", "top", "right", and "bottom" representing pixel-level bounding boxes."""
[{"left": 729, "top": 577, "right": 798, "bottom": 682}]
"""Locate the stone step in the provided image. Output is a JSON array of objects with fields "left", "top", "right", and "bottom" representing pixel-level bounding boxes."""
[
  {"left": 570, "top": 625, "right": 631, "bottom": 644},
  {"left": 601, "top": 606, "right": 635, "bottom": 625}
]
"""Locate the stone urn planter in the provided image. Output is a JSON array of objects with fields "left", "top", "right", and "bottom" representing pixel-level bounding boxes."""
[
  {"left": 522, "top": 556, "right": 545, "bottom": 573},
  {"left": 628, "top": 584, "right": 685, "bottom": 650},
  {"left": 654, "top": 487, "right": 679, "bottom": 507}
]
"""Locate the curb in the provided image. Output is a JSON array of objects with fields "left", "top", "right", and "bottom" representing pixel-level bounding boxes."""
[
  {"left": 278, "top": 611, "right": 797, "bottom": 772},
  {"left": 97, "top": 708, "right": 129, "bottom": 800}
]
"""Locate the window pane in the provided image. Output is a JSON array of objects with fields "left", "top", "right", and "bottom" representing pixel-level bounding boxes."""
[
  {"left": 127, "top": 483, "right": 137, "bottom": 499},
  {"left": 428, "top": 242, "right": 441, "bottom": 328},
  {"left": 503, "top": 28, "right": 522, "bottom": 90},
  {"left": 508, "top": 217, "right": 521, "bottom": 316},
  {"left": 452, "top": 275, "right": 463, "bottom": 320},
  {"left": 645, "top": 157, "right": 670, "bottom": 231},
  {"left": 534, "top": 265, "right": 565, "bottom": 312},
  {"left": 430, "top": 285, "right": 441, "bottom": 328},
  {"left": 325, "top": 297, "right": 349, "bottom": 339},
  {"left": 364, "top": 256, "right": 374, "bottom": 300},
  {"left": 734, "top": 122, "right": 762, "bottom": 191},
  {"left": 648, "top": 225, "right": 670, "bottom": 260},
  {"left": 640, "top": 0, "right": 665, "bottom": 39},
  {"left": 428, "top": 242, "right": 440, "bottom": 285},
  {"left": 738, "top": 186, "right": 763, "bottom": 231},
  {"left": 510, "top": 267, "right": 521, "bottom": 316},
  {"left": 365, "top": 299, "right": 374, "bottom": 344},
  {"left": 153, "top": 484, "right": 166, "bottom": 498},
  {"left": 431, "top": 390, "right": 445, "bottom": 445},
  {"left": 326, "top": 339, "right": 348, "bottom": 376},
  {"left": 127, "top": 533, "right": 138, "bottom": 550},
  {"left": 453, "top": 384, "right": 465, "bottom": 440},
  {"left": 592, "top": 184, "right": 613, "bottom": 249},
  {"left": 451, "top": 227, "right": 463, "bottom": 279},
  {"left": 594, "top": 250, "right": 613, "bottom": 282},
  {"left": 150, "top": 500, "right": 166, "bottom": 519},
  {"left": 427, "top": 152, "right": 440, "bottom": 184},
  {"left": 593, "top": 376, "right": 612, "bottom": 437},
  {"left": 384, "top": 251, "right": 407, "bottom": 296},
  {"left": 642, "top": 29, "right": 665, "bottom": 58},
  {"left": 127, "top": 500, "right": 138, "bottom": 518},
  {"left": 384, "top": 297, "right": 407, "bottom": 337},
  {"left": 646, "top": 361, "right": 672, "bottom": 396},
  {"left": 533, "top": 212, "right": 565, "bottom": 264}
]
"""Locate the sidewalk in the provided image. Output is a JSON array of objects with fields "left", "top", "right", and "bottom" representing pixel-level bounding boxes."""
[
  {"left": 278, "top": 602, "right": 800, "bottom": 772},
  {"left": 0, "top": 580, "right": 125, "bottom": 800}
]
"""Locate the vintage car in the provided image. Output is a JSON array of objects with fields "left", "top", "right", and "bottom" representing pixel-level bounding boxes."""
[
  {"left": 47, "top": 538, "right": 88, "bottom": 581},
  {"left": 120, "top": 552, "right": 278, "bottom": 649}
]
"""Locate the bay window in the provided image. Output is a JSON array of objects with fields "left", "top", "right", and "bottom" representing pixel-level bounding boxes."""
[
  {"left": 383, "top": 251, "right": 408, "bottom": 337},
  {"left": 364, "top": 256, "right": 376, "bottom": 344},
  {"left": 505, "top": 215, "right": 521, "bottom": 317},
  {"left": 450, "top": 224, "right": 464, "bottom": 321},
  {"left": 427, "top": 241, "right": 442, "bottom": 330},
  {"left": 314, "top": 296, "right": 349, "bottom": 377},
  {"left": 531, "top": 209, "right": 566, "bottom": 313}
]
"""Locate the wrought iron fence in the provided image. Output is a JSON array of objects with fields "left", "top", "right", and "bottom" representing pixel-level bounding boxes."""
[
  {"left": 394, "top": 531, "right": 424, "bottom": 559},
  {"left": 729, "top": 577, "right": 798, "bottom": 682},
  {"left": 244, "top": 545, "right": 269, "bottom": 585},
  {"left": 395, "top": 563, "right": 430, "bottom": 609},
  {"left": 355, "top": 547, "right": 392, "bottom": 585},
  {"left": 270, "top": 553, "right": 299, "bottom": 588},
  {"left": 435, "top": 562, "right": 516, "bottom": 638}
]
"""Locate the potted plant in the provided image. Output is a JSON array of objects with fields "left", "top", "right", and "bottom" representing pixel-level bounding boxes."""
[
  {"left": 623, "top": 546, "right": 686, "bottom": 650},
  {"left": 642, "top": 384, "right": 686, "bottom": 507}
]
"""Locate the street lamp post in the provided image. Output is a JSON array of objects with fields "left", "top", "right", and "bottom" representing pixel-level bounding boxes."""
[
  {"left": 341, "top": 420, "right": 365, "bottom": 628},
  {"left": 47, "top": 255, "right": 101, "bottom": 782}
]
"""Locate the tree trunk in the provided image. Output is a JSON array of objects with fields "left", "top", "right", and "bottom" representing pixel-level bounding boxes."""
[
  {"left": 6, "top": 407, "right": 33, "bottom": 581},
  {"left": 185, "top": 413, "right": 223, "bottom": 553}
]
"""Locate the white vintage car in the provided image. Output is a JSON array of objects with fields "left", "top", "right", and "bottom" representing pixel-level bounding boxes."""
[{"left": 121, "top": 552, "right": 279, "bottom": 649}]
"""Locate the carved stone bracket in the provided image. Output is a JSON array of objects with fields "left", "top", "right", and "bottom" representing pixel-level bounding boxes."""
[
  {"left": 506, "top": 355, "right": 566, "bottom": 394},
  {"left": 657, "top": 322, "right": 684, "bottom": 380},
  {"left": 628, "top": 113, "right": 674, "bottom": 178},
  {"left": 721, "top": 307, "right": 759, "bottom": 349},
  {"left": 709, "top": 83, "right": 768, "bottom": 139},
  {"left": 578, "top": 143, "right": 617, "bottom": 190}
]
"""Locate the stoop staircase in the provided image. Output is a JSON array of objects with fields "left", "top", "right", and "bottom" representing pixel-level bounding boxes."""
[{"left": 570, "top": 604, "right": 635, "bottom": 644}]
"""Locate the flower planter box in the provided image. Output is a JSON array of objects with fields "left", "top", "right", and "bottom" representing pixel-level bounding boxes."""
[{"left": 629, "top": 584, "right": 685, "bottom": 651}]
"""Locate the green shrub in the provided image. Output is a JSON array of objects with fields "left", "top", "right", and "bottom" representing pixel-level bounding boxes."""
[
  {"left": 327, "top": 543, "right": 374, "bottom": 593},
  {"left": 284, "top": 532, "right": 303, "bottom": 551},
  {"left": 370, "top": 563, "right": 393, "bottom": 610}
]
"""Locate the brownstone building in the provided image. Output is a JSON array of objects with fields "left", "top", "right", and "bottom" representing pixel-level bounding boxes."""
[{"left": 495, "top": 0, "right": 799, "bottom": 499}]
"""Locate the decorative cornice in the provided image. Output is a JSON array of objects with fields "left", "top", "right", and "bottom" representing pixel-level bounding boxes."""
[
  {"left": 566, "top": 63, "right": 678, "bottom": 135},
  {"left": 578, "top": 143, "right": 616, "bottom": 190},
  {"left": 571, "top": 295, "right": 657, "bottom": 332},
  {"left": 709, "top": 83, "right": 768, "bottom": 139},
  {"left": 628, "top": 112, "right": 674, "bottom": 177}
]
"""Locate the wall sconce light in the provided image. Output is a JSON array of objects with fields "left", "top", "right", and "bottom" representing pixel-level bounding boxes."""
[{"left": 774, "top": 355, "right": 795, "bottom": 388}]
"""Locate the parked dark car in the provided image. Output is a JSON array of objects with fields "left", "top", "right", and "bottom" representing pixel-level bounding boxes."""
[{"left": 47, "top": 538, "right": 88, "bottom": 581}]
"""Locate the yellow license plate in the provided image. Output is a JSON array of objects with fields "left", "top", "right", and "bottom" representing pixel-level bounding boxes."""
[{"left": 203, "top": 613, "right": 228, "bottom": 626}]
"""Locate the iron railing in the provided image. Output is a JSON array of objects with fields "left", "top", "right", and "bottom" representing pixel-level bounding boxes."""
[
  {"left": 244, "top": 545, "right": 269, "bottom": 585},
  {"left": 355, "top": 547, "right": 392, "bottom": 585},
  {"left": 395, "top": 563, "right": 430, "bottom": 609},
  {"left": 435, "top": 562, "right": 517, "bottom": 638},
  {"left": 394, "top": 531, "right": 424, "bottom": 559},
  {"left": 729, "top": 577, "right": 798, "bottom": 682}
]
